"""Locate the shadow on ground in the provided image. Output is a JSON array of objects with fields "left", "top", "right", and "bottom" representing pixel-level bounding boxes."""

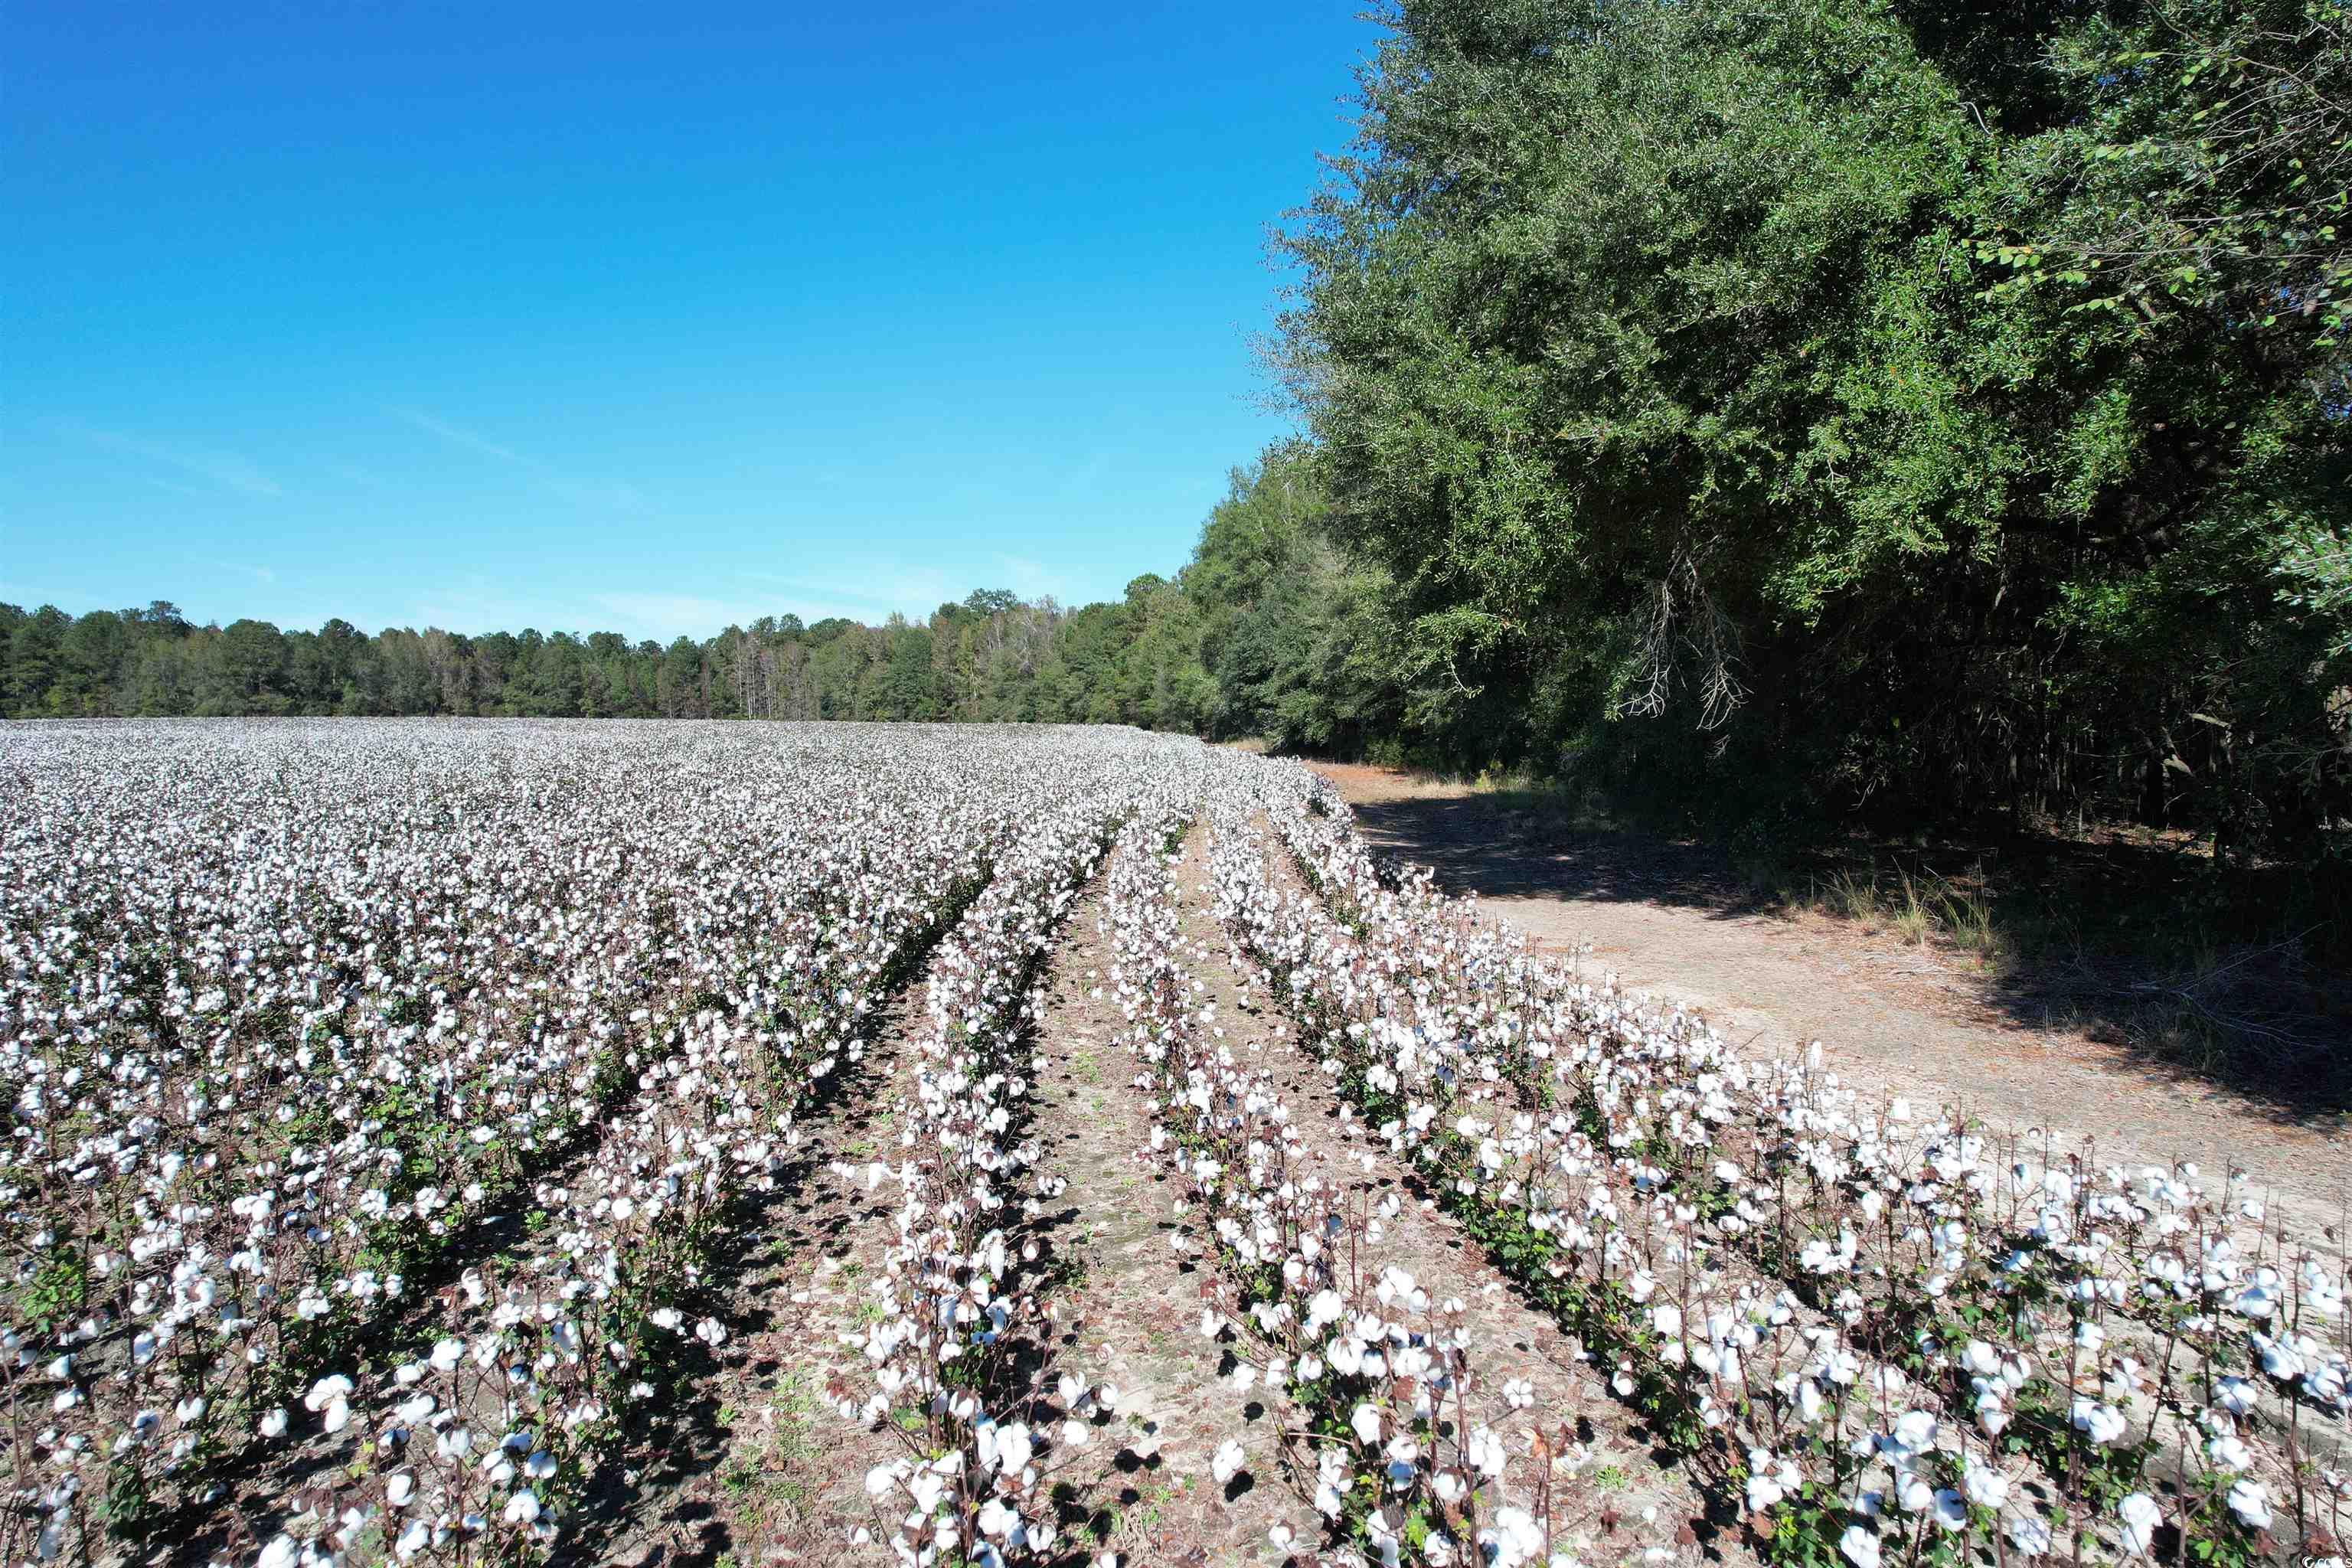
[{"left": 1340, "top": 789, "right": 2352, "bottom": 1124}]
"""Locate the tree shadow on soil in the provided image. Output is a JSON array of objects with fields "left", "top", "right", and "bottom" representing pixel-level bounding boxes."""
[{"left": 1340, "top": 792, "right": 2352, "bottom": 1123}]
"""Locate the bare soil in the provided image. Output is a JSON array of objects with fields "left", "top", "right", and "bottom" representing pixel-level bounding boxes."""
[
  {"left": 1021, "top": 861, "right": 1303, "bottom": 1565},
  {"left": 590, "top": 1011, "right": 927, "bottom": 1567},
  {"left": 1309, "top": 763, "right": 2351, "bottom": 1240}
]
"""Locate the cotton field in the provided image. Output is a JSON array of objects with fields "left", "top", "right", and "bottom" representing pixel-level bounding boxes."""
[{"left": 1, "top": 722, "right": 2342, "bottom": 1568}]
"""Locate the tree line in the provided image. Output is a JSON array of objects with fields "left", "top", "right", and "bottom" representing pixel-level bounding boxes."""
[
  {"left": 10, "top": 0, "right": 2349, "bottom": 903},
  {"left": 0, "top": 582, "right": 1202, "bottom": 728},
  {"left": 3, "top": 443, "right": 1377, "bottom": 735}
]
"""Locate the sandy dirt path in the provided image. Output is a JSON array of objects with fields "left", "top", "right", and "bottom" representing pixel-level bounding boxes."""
[{"left": 1310, "top": 763, "right": 2350, "bottom": 1238}]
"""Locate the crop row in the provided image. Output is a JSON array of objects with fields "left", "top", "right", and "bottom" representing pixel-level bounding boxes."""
[
  {"left": 1101, "top": 797, "right": 1584, "bottom": 1568},
  {"left": 11, "top": 724, "right": 2343, "bottom": 1568},
  {"left": 0, "top": 722, "right": 1209, "bottom": 1567},
  {"left": 848, "top": 782, "right": 1133, "bottom": 1565},
  {"left": 1213, "top": 768, "right": 2350, "bottom": 1568}
]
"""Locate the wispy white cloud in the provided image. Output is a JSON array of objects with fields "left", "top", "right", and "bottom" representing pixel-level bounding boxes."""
[
  {"left": 403, "top": 580, "right": 824, "bottom": 642},
  {"left": 324, "top": 462, "right": 394, "bottom": 491},
  {"left": 139, "top": 476, "right": 211, "bottom": 500},
  {"left": 744, "top": 565, "right": 961, "bottom": 618},
  {"left": 392, "top": 407, "right": 646, "bottom": 513},
  {"left": 50, "top": 420, "right": 283, "bottom": 498},
  {"left": 995, "top": 553, "right": 1078, "bottom": 605},
  {"left": 407, "top": 578, "right": 585, "bottom": 637},
  {"left": 393, "top": 409, "right": 525, "bottom": 464},
  {"left": 593, "top": 590, "right": 942, "bottom": 639},
  {"left": 593, "top": 593, "right": 782, "bottom": 641},
  {"left": 546, "top": 477, "right": 649, "bottom": 512}
]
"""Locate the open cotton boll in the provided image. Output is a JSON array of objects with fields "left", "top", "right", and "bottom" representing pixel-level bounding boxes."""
[{"left": 1211, "top": 1440, "right": 1247, "bottom": 1486}]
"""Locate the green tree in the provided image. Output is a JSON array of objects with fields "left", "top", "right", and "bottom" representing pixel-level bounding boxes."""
[{"left": 1274, "top": 0, "right": 2350, "bottom": 853}]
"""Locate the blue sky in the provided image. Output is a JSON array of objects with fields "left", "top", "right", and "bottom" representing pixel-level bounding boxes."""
[{"left": 2, "top": 2, "right": 1375, "bottom": 641}]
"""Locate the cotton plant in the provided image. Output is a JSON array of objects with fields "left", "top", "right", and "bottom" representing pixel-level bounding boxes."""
[
  {"left": 6, "top": 723, "right": 2344, "bottom": 1567},
  {"left": 1217, "top": 763, "right": 2349, "bottom": 1568},
  {"left": 0, "top": 724, "right": 1209, "bottom": 1566},
  {"left": 848, "top": 793, "right": 1147, "bottom": 1565},
  {"left": 1096, "top": 804, "right": 1540, "bottom": 1567}
]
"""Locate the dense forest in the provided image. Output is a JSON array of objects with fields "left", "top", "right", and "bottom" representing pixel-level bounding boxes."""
[{"left": 11, "top": 0, "right": 2350, "bottom": 897}]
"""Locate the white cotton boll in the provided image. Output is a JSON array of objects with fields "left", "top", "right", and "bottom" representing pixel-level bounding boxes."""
[
  {"left": 259, "top": 1407, "right": 289, "bottom": 1439},
  {"left": 303, "top": 1374, "right": 354, "bottom": 1412},
  {"left": 503, "top": 1489, "right": 541, "bottom": 1524},
  {"left": 2207, "top": 1432, "right": 2252, "bottom": 1472},
  {"left": 1839, "top": 1527, "right": 1881, "bottom": 1568},
  {"left": 1351, "top": 1403, "right": 1383, "bottom": 1443},
  {"left": 2118, "top": 1494, "right": 2161, "bottom": 1556},
  {"left": 1482, "top": 1507, "right": 1544, "bottom": 1567},
  {"left": 2071, "top": 1399, "right": 2127, "bottom": 1446},
  {"left": 1212, "top": 1440, "right": 1247, "bottom": 1486},
  {"left": 2007, "top": 1511, "right": 2053, "bottom": 1556},
  {"left": 992, "top": 1423, "right": 1034, "bottom": 1475}
]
